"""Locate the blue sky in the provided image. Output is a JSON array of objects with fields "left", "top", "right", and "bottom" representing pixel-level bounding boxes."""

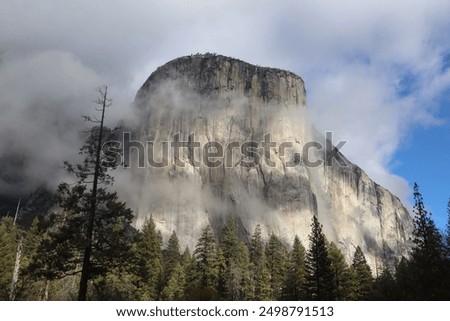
[
  {"left": 386, "top": 55, "right": 450, "bottom": 230},
  {"left": 393, "top": 101, "right": 450, "bottom": 230},
  {"left": 0, "top": 0, "right": 449, "bottom": 229}
]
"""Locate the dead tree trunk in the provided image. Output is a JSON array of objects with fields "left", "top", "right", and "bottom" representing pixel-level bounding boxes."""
[{"left": 9, "top": 199, "right": 22, "bottom": 301}]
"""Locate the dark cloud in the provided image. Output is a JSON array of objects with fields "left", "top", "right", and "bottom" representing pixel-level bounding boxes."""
[{"left": 0, "top": 50, "right": 103, "bottom": 195}]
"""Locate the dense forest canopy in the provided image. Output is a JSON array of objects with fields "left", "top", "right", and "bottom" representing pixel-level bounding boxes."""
[{"left": 1, "top": 184, "right": 449, "bottom": 300}]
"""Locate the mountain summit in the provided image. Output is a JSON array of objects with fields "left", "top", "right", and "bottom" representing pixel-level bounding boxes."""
[{"left": 128, "top": 53, "right": 412, "bottom": 269}]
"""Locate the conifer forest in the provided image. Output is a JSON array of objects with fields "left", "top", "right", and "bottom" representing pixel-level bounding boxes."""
[
  {"left": 1, "top": 90, "right": 449, "bottom": 301},
  {"left": 1, "top": 185, "right": 449, "bottom": 301}
]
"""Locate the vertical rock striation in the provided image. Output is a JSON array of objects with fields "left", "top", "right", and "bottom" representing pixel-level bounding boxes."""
[{"left": 128, "top": 53, "right": 412, "bottom": 270}]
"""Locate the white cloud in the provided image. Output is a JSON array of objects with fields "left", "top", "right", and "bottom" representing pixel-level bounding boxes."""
[
  {"left": 260, "top": 0, "right": 450, "bottom": 202},
  {"left": 1, "top": 0, "right": 450, "bottom": 205}
]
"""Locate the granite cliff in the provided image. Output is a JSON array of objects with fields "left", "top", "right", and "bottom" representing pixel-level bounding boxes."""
[{"left": 126, "top": 53, "right": 413, "bottom": 269}]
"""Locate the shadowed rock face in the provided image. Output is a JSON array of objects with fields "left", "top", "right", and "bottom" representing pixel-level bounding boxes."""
[{"left": 129, "top": 53, "right": 413, "bottom": 270}]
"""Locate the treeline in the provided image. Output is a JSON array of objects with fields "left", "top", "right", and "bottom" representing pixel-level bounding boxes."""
[{"left": 1, "top": 182, "right": 449, "bottom": 300}]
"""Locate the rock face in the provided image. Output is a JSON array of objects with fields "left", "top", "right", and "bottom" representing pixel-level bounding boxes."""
[{"left": 128, "top": 53, "right": 413, "bottom": 269}]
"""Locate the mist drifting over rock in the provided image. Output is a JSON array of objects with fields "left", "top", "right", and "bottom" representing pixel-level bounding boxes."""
[{"left": 123, "top": 53, "right": 413, "bottom": 269}]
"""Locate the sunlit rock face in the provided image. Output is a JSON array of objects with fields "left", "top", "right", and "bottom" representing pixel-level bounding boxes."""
[{"left": 126, "top": 53, "right": 412, "bottom": 270}]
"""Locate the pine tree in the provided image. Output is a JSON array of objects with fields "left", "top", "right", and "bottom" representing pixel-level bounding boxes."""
[
  {"left": 215, "top": 246, "right": 227, "bottom": 296},
  {"left": 162, "top": 231, "right": 181, "bottom": 284},
  {"left": 249, "top": 224, "right": 270, "bottom": 300},
  {"left": 16, "top": 217, "right": 47, "bottom": 300},
  {"left": 76, "top": 86, "right": 113, "bottom": 300},
  {"left": 328, "top": 242, "right": 353, "bottom": 300},
  {"left": 186, "top": 226, "right": 221, "bottom": 300},
  {"left": 27, "top": 87, "right": 134, "bottom": 300},
  {"left": 372, "top": 267, "right": 396, "bottom": 300},
  {"left": 305, "top": 215, "right": 334, "bottom": 300},
  {"left": 256, "top": 267, "right": 272, "bottom": 301},
  {"left": 352, "top": 246, "right": 373, "bottom": 300},
  {"left": 193, "top": 226, "right": 218, "bottom": 289},
  {"left": 250, "top": 225, "right": 264, "bottom": 267},
  {"left": 239, "top": 242, "right": 252, "bottom": 300},
  {"left": 181, "top": 246, "right": 199, "bottom": 299},
  {"left": 181, "top": 246, "right": 193, "bottom": 268},
  {"left": 284, "top": 235, "right": 307, "bottom": 300},
  {"left": 265, "top": 233, "right": 287, "bottom": 300},
  {"left": 218, "top": 216, "right": 250, "bottom": 300},
  {"left": 394, "top": 256, "right": 414, "bottom": 300},
  {"left": 180, "top": 246, "right": 194, "bottom": 283},
  {"left": 410, "top": 183, "right": 446, "bottom": 299},
  {"left": 133, "top": 217, "right": 163, "bottom": 300},
  {"left": 28, "top": 186, "right": 134, "bottom": 291},
  {"left": 90, "top": 266, "right": 137, "bottom": 300},
  {"left": 161, "top": 262, "right": 186, "bottom": 300}
]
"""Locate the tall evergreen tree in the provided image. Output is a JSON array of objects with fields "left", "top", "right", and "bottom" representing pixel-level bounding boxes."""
[
  {"left": 192, "top": 226, "right": 218, "bottom": 289},
  {"left": 215, "top": 246, "right": 227, "bottom": 296},
  {"left": 161, "top": 262, "right": 186, "bottom": 300},
  {"left": 372, "top": 266, "right": 396, "bottom": 300},
  {"left": 29, "top": 185, "right": 134, "bottom": 293},
  {"left": 185, "top": 226, "right": 222, "bottom": 300},
  {"left": 352, "top": 246, "right": 373, "bottom": 300},
  {"left": 305, "top": 215, "right": 334, "bottom": 300},
  {"left": 162, "top": 231, "right": 181, "bottom": 284},
  {"left": 75, "top": 86, "right": 113, "bottom": 301},
  {"left": 328, "top": 242, "right": 354, "bottom": 300},
  {"left": 394, "top": 256, "right": 414, "bottom": 300},
  {"left": 256, "top": 267, "right": 272, "bottom": 301},
  {"left": 250, "top": 225, "right": 264, "bottom": 267},
  {"left": 249, "top": 225, "right": 270, "bottom": 300},
  {"left": 218, "top": 216, "right": 250, "bottom": 300},
  {"left": 181, "top": 246, "right": 193, "bottom": 268},
  {"left": 410, "top": 183, "right": 446, "bottom": 299},
  {"left": 284, "top": 235, "right": 307, "bottom": 300},
  {"left": 265, "top": 233, "right": 287, "bottom": 300},
  {"left": 90, "top": 265, "right": 137, "bottom": 300},
  {"left": 16, "top": 217, "right": 47, "bottom": 300},
  {"left": 181, "top": 246, "right": 201, "bottom": 299},
  {"left": 28, "top": 87, "right": 134, "bottom": 300},
  {"left": 133, "top": 217, "right": 163, "bottom": 300}
]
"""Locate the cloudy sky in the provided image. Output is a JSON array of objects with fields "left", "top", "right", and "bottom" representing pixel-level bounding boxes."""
[{"left": 1, "top": 0, "right": 449, "bottom": 228}]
